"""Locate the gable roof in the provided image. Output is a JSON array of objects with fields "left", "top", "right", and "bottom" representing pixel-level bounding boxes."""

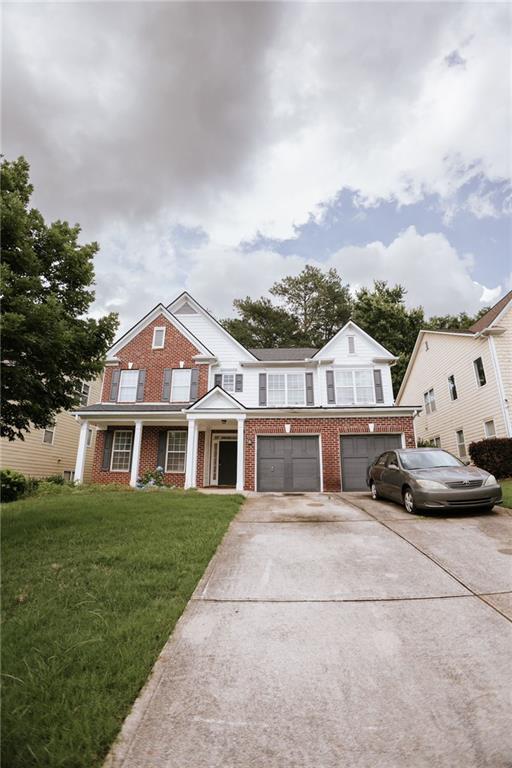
[
  {"left": 468, "top": 289, "right": 512, "bottom": 333},
  {"left": 249, "top": 347, "right": 318, "bottom": 361},
  {"left": 312, "top": 320, "right": 396, "bottom": 360},
  {"left": 186, "top": 385, "right": 244, "bottom": 411}
]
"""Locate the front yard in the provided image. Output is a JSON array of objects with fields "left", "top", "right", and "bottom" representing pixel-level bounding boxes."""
[
  {"left": 1, "top": 489, "right": 243, "bottom": 768},
  {"left": 501, "top": 478, "right": 512, "bottom": 509}
]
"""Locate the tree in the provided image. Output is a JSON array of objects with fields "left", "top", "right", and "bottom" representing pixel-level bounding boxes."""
[
  {"left": 426, "top": 307, "right": 489, "bottom": 331},
  {"left": 352, "top": 281, "right": 425, "bottom": 393},
  {"left": 1, "top": 156, "right": 118, "bottom": 440},
  {"left": 222, "top": 297, "right": 300, "bottom": 348},
  {"left": 270, "top": 265, "right": 352, "bottom": 347}
]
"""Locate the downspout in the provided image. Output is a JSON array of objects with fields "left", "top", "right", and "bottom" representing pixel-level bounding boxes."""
[{"left": 487, "top": 335, "right": 512, "bottom": 437}]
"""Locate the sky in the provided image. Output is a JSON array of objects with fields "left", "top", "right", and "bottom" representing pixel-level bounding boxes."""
[{"left": 3, "top": 1, "right": 511, "bottom": 334}]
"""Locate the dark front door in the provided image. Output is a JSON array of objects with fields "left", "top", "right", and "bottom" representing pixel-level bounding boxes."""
[
  {"left": 218, "top": 441, "right": 237, "bottom": 486},
  {"left": 257, "top": 436, "right": 320, "bottom": 492}
]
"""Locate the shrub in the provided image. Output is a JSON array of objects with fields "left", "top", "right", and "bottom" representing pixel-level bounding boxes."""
[
  {"left": 43, "top": 474, "right": 66, "bottom": 485},
  {"left": 138, "top": 467, "right": 165, "bottom": 488},
  {"left": 468, "top": 438, "right": 512, "bottom": 479},
  {"left": 1, "top": 469, "right": 28, "bottom": 503},
  {"left": 25, "top": 477, "right": 41, "bottom": 496},
  {"left": 37, "top": 481, "right": 74, "bottom": 496}
]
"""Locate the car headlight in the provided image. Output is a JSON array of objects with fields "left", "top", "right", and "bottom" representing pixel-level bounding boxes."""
[
  {"left": 415, "top": 479, "right": 446, "bottom": 490},
  {"left": 484, "top": 474, "right": 498, "bottom": 486}
]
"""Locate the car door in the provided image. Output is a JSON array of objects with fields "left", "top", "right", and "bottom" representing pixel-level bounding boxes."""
[
  {"left": 371, "top": 452, "right": 389, "bottom": 496},
  {"left": 381, "top": 452, "right": 403, "bottom": 501}
]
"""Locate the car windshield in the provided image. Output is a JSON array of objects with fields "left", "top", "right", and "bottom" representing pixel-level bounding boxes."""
[{"left": 399, "top": 450, "right": 463, "bottom": 470}]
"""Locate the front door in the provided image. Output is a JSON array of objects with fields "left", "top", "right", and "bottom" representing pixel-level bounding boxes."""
[{"left": 218, "top": 441, "right": 237, "bottom": 486}]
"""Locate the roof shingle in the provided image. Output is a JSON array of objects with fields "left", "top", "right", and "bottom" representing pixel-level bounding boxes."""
[{"left": 248, "top": 347, "right": 318, "bottom": 361}]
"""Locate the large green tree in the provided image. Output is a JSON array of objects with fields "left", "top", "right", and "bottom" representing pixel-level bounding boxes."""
[
  {"left": 1, "top": 156, "right": 118, "bottom": 440},
  {"left": 351, "top": 281, "right": 425, "bottom": 393},
  {"left": 222, "top": 297, "right": 300, "bottom": 348}
]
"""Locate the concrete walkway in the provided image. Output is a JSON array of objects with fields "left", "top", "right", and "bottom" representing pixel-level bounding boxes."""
[{"left": 106, "top": 493, "right": 512, "bottom": 768}]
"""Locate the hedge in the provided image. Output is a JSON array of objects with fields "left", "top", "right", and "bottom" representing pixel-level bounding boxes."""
[{"left": 468, "top": 438, "right": 512, "bottom": 479}]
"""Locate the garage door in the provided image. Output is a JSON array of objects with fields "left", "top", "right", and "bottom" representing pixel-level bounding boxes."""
[
  {"left": 340, "top": 434, "right": 402, "bottom": 491},
  {"left": 257, "top": 436, "right": 320, "bottom": 492}
]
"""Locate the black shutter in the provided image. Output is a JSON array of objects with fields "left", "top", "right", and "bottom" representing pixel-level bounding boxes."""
[
  {"left": 214, "top": 373, "right": 222, "bottom": 388},
  {"left": 326, "top": 370, "right": 335, "bottom": 404},
  {"left": 162, "top": 369, "right": 172, "bottom": 401},
  {"left": 373, "top": 369, "right": 384, "bottom": 403},
  {"left": 235, "top": 374, "right": 243, "bottom": 392},
  {"left": 305, "top": 372, "right": 314, "bottom": 406},
  {"left": 109, "top": 369, "right": 121, "bottom": 401},
  {"left": 136, "top": 370, "right": 146, "bottom": 401},
  {"left": 259, "top": 373, "right": 267, "bottom": 406},
  {"left": 157, "top": 430, "right": 167, "bottom": 469},
  {"left": 190, "top": 368, "right": 199, "bottom": 401},
  {"left": 101, "top": 428, "right": 114, "bottom": 470}
]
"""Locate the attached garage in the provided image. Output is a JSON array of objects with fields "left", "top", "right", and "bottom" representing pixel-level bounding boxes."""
[
  {"left": 257, "top": 436, "right": 321, "bottom": 492},
  {"left": 340, "top": 434, "right": 403, "bottom": 491}
]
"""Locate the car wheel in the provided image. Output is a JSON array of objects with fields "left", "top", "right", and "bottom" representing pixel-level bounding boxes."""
[
  {"left": 370, "top": 481, "right": 379, "bottom": 500},
  {"left": 403, "top": 487, "right": 416, "bottom": 514}
]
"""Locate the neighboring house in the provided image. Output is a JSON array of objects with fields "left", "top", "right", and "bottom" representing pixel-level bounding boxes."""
[
  {"left": 73, "top": 292, "right": 418, "bottom": 492},
  {"left": 1, "top": 378, "right": 102, "bottom": 482},
  {"left": 396, "top": 290, "right": 512, "bottom": 458}
]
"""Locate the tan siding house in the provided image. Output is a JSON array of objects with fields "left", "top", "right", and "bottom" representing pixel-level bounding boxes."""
[
  {"left": 1, "top": 378, "right": 102, "bottom": 481},
  {"left": 396, "top": 291, "right": 512, "bottom": 457}
]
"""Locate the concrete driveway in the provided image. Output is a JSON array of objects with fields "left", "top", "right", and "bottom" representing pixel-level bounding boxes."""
[{"left": 106, "top": 493, "right": 512, "bottom": 768}]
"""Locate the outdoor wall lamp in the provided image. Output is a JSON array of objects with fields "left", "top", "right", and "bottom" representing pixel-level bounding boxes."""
[
  {"left": 368, "top": 423, "right": 375, "bottom": 433},
  {"left": 284, "top": 423, "right": 291, "bottom": 433}
]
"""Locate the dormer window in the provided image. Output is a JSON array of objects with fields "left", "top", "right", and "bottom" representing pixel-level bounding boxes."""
[
  {"left": 348, "top": 335, "right": 356, "bottom": 354},
  {"left": 152, "top": 327, "right": 166, "bottom": 349}
]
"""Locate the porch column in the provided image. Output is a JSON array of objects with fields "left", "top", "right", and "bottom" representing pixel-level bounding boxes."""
[
  {"left": 130, "top": 419, "right": 144, "bottom": 488},
  {"left": 74, "top": 420, "right": 89, "bottom": 484},
  {"left": 236, "top": 416, "right": 245, "bottom": 492},
  {"left": 184, "top": 419, "right": 198, "bottom": 489}
]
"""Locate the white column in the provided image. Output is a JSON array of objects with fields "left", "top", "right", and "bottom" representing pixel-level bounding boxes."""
[
  {"left": 236, "top": 416, "right": 245, "bottom": 492},
  {"left": 184, "top": 419, "right": 198, "bottom": 489},
  {"left": 130, "top": 420, "right": 144, "bottom": 488},
  {"left": 74, "top": 420, "right": 89, "bottom": 484}
]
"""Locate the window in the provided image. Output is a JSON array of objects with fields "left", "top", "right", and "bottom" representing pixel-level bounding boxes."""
[
  {"left": 484, "top": 420, "right": 496, "bottom": 438},
  {"left": 334, "top": 369, "right": 375, "bottom": 405},
  {"left": 86, "top": 427, "right": 93, "bottom": 448},
  {"left": 400, "top": 449, "right": 462, "bottom": 470},
  {"left": 111, "top": 430, "right": 133, "bottom": 471},
  {"left": 474, "top": 357, "right": 486, "bottom": 387},
  {"left": 42, "top": 425, "right": 55, "bottom": 445},
  {"left": 433, "top": 436, "right": 441, "bottom": 448},
  {"left": 448, "top": 375, "right": 458, "bottom": 401},
  {"left": 267, "top": 373, "right": 306, "bottom": 406},
  {"left": 152, "top": 327, "right": 166, "bottom": 349},
  {"left": 423, "top": 388, "right": 436, "bottom": 414},
  {"left": 221, "top": 372, "right": 235, "bottom": 392},
  {"left": 424, "top": 340, "right": 429, "bottom": 351},
  {"left": 118, "top": 370, "right": 139, "bottom": 402},
  {"left": 166, "top": 430, "right": 187, "bottom": 472},
  {"left": 348, "top": 336, "right": 356, "bottom": 354},
  {"left": 385, "top": 452, "right": 399, "bottom": 467},
  {"left": 376, "top": 453, "right": 388, "bottom": 466},
  {"left": 170, "top": 369, "right": 192, "bottom": 401},
  {"left": 63, "top": 470, "right": 75, "bottom": 482},
  {"left": 78, "top": 382, "right": 90, "bottom": 406},
  {"left": 456, "top": 429, "right": 466, "bottom": 458}
]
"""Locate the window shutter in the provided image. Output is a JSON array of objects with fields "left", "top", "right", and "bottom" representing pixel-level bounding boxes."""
[
  {"left": 162, "top": 369, "right": 172, "bottom": 401},
  {"left": 326, "top": 370, "right": 335, "bottom": 404},
  {"left": 157, "top": 430, "right": 167, "bottom": 469},
  {"left": 190, "top": 368, "right": 199, "bottom": 401},
  {"left": 235, "top": 374, "right": 243, "bottom": 392},
  {"left": 259, "top": 373, "right": 267, "bottom": 406},
  {"left": 305, "top": 372, "right": 314, "bottom": 406},
  {"left": 136, "top": 369, "right": 146, "bottom": 401},
  {"left": 101, "top": 428, "right": 114, "bottom": 470},
  {"left": 373, "top": 369, "right": 384, "bottom": 403},
  {"left": 109, "top": 369, "right": 121, "bottom": 401},
  {"left": 214, "top": 374, "right": 222, "bottom": 388}
]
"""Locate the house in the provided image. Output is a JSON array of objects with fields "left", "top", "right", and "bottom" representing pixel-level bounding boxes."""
[
  {"left": 1, "top": 378, "right": 102, "bottom": 482},
  {"left": 73, "top": 292, "right": 418, "bottom": 492},
  {"left": 396, "top": 290, "right": 512, "bottom": 457}
]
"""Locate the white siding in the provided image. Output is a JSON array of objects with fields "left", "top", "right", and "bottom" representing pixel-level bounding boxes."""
[
  {"left": 493, "top": 305, "right": 511, "bottom": 402},
  {"left": 170, "top": 312, "right": 253, "bottom": 364}
]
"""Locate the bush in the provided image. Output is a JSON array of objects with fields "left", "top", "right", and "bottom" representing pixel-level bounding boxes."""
[
  {"left": 1, "top": 469, "right": 28, "bottom": 503},
  {"left": 25, "top": 477, "right": 41, "bottom": 496},
  {"left": 43, "top": 474, "right": 66, "bottom": 485},
  {"left": 37, "top": 481, "right": 74, "bottom": 496},
  {"left": 468, "top": 438, "right": 512, "bottom": 479}
]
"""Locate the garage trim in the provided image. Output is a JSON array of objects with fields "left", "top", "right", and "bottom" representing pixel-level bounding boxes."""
[{"left": 255, "top": 434, "right": 323, "bottom": 492}]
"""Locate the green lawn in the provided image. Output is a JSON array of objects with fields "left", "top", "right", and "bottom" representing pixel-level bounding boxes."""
[
  {"left": 500, "top": 478, "right": 512, "bottom": 509},
  {"left": 1, "top": 489, "right": 243, "bottom": 768}
]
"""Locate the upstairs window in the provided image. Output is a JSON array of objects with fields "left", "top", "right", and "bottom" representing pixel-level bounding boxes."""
[
  {"left": 118, "top": 370, "right": 139, "bottom": 402},
  {"left": 484, "top": 420, "right": 496, "bottom": 438},
  {"left": 335, "top": 369, "right": 374, "bottom": 405},
  {"left": 42, "top": 424, "right": 55, "bottom": 445},
  {"left": 448, "top": 375, "right": 458, "bottom": 401},
  {"left": 171, "top": 369, "right": 192, "bottom": 402},
  {"left": 152, "top": 327, "right": 166, "bottom": 349},
  {"left": 267, "top": 373, "right": 305, "bottom": 406},
  {"left": 456, "top": 429, "right": 466, "bottom": 458},
  {"left": 433, "top": 436, "right": 441, "bottom": 447},
  {"left": 77, "top": 382, "right": 90, "bottom": 406},
  {"left": 473, "top": 357, "right": 486, "bottom": 387},
  {"left": 347, "top": 335, "right": 356, "bottom": 354},
  {"left": 423, "top": 388, "right": 436, "bottom": 414},
  {"left": 221, "top": 372, "right": 235, "bottom": 392}
]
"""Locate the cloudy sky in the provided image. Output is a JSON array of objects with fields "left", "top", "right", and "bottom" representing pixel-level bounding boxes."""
[{"left": 4, "top": 1, "right": 511, "bottom": 332}]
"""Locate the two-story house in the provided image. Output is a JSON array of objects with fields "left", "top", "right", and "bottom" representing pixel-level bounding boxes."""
[
  {"left": 74, "top": 292, "right": 417, "bottom": 492},
  {"left": 396, "top": 290, "right": 512, "bottom": 457}
]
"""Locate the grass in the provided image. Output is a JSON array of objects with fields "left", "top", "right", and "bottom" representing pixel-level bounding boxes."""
[
  {"left": 500, "top": 478, "right": 512, "bottom": 509},
  {"left": 1, "top": 489, "right": 244, "bottom": 768}
]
